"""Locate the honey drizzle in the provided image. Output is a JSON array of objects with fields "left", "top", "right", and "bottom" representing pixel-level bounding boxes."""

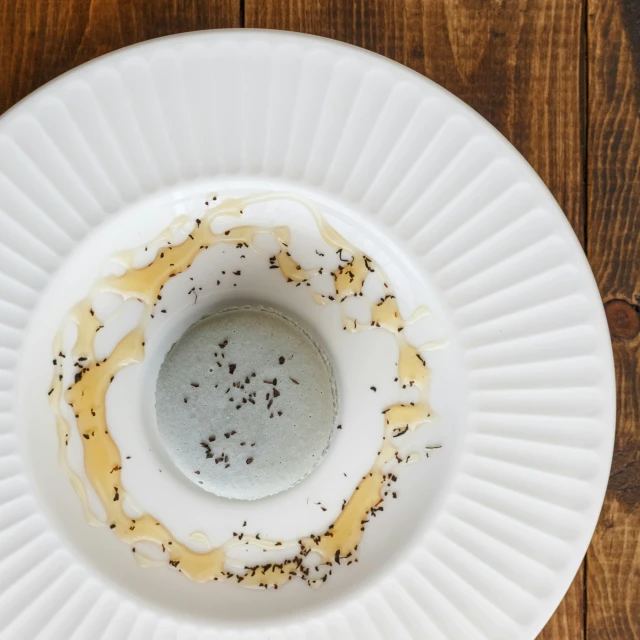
[{"left": 49, "top": 193, "right": 433, "bottom": 588}]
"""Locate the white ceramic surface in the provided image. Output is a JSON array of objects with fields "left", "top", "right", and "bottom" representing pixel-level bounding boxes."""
[{"left": 0, "top": 30, "right": 614, "bottom": 640}]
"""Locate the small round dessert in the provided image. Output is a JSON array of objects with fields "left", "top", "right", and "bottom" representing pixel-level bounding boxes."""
[{"left": 155, "top": 306, "right": 337, "bottom": 500}]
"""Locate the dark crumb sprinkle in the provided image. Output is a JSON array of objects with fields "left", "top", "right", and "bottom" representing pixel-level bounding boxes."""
[
  {"left": 191, "top": 382, "right": 200, "bottom": 388},
  {"left": 184, "top": 398, "right": 188, "bottom": 403},
  {"left": 48, "top": 389, "right": 54, "bottom": 396},
  {"left": 229, "top": 364, "right": 236, "bottom": 374},
  {"left": 278, "top": 356, "right": 285, "bottom": 365},
  {"left": 336, "top": 424, "right": 342, "bottom": 430},
  {"left": 370, "top": 386, "right": 377, "bottom": 392},
  {"left": 233, "top": 270, "right": 241, "bottom": 276},
  {"left": 246, "top": 457, "right": 253, "bottom": 465}
]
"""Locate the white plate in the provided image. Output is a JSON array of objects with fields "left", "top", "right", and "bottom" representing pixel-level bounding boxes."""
[{"left": 0, "top": 30, "right": 614, "bottom": 640}]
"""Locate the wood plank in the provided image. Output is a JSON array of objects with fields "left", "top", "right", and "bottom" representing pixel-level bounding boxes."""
[
  {"left": 0, "top": 0, "right": 240, "bottom": 115},
  {"left": 539, "top": 565, "right": 585, "bottom": 640},
  {"left": 587, "top": 0, "right": 640, "bottom": 638},
  {"left": 245, "top": 1, "right": 586, "bottom": 637}
]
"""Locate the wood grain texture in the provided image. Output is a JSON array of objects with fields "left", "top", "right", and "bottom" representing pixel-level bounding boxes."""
[
  {"left": 2, "top": 0, "right": 638, "bottom": 638},
  {"left": 539, "top": 564, "right": 586, "bottom": 640},
  {"left": 245, "top": 2, "right": 586, "bottom": 637},
  {"left": 0, "top": 0, "right": 240, "bottom": 115},
  {"left": 587, "top": 0, "right": 640, "bottom": 638}
]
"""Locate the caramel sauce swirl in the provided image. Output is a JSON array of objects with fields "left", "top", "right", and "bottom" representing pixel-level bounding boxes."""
[{"left": 48, "top": 194, "right": 433, "bottom": 588}]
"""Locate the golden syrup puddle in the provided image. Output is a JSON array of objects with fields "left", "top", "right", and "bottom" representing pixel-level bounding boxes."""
[{"left": 48, "top": 193, "right": 434, "bottom": 589}]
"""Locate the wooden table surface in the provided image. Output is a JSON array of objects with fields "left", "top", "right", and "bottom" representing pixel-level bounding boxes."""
[{"left": 1, "top": 1, "right": 638, "bottom": 638}]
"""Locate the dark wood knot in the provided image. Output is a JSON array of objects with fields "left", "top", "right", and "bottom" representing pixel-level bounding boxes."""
[{"left": 604, "top": 299, "right": 640, "bottom": 341}]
